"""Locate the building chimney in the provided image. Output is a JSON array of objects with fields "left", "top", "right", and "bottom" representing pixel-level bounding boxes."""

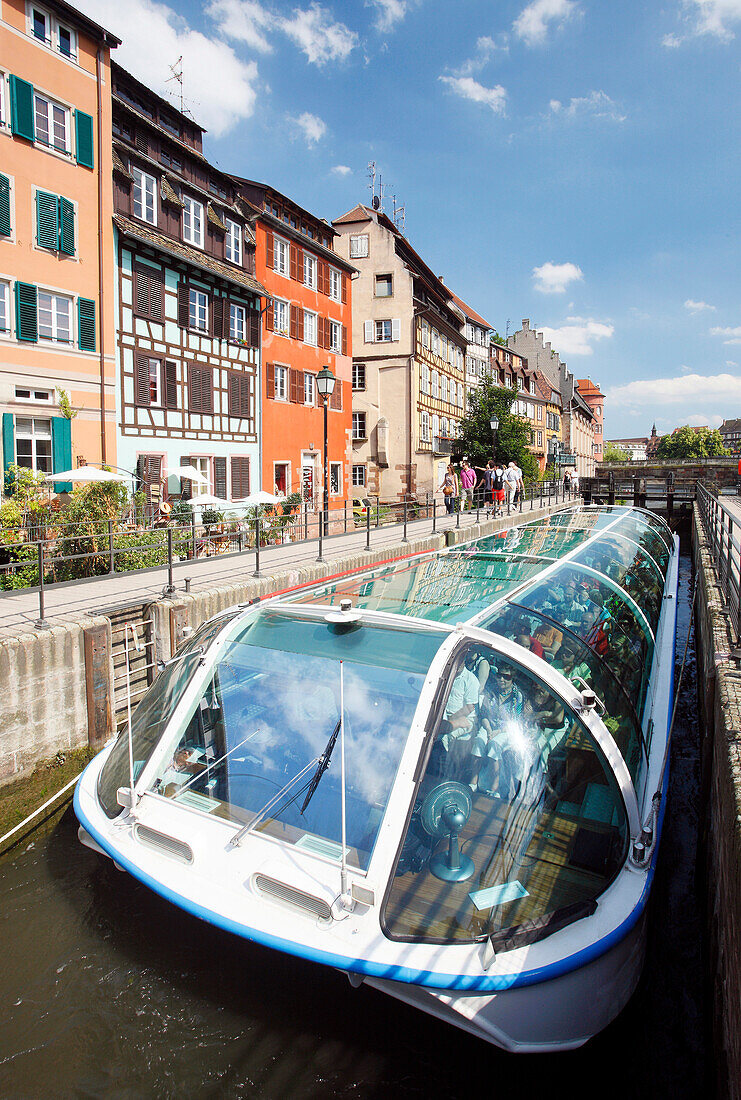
[{"left": 522, "top": 318, "right": 530, "bottom": 330}]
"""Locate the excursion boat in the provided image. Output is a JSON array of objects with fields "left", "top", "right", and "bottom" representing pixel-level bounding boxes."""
[{"left": 75, "top": 505, "right": 679, "bottom": 1053}]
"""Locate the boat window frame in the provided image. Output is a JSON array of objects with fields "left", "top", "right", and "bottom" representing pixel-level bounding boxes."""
[
  {"left": 501, "top": 599, "right": 649, "bottom": 777},
  {"left": 379, "top": 623, "right": 639, "bottom": 947}
]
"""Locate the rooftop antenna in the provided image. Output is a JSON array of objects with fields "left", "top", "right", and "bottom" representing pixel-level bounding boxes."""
[
  {"left": 505, "top": 318, "right": 511, "bottom": 338},
  {"left": 367, "top": 161, "right": 376, "bottom": 207},
  {"left": 391, "top": 193, "right": 406, "bottom": 233},
  {"left": 166, "top": 56, "right": 184, "bottom": 113}
]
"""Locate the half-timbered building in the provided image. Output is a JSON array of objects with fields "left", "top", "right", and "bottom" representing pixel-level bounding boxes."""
[{"left": 110, "top": 63, "right": 266, "bottom": 506}]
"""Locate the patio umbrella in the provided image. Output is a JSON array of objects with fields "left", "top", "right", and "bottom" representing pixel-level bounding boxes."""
[
  {"left": 233, "top": 490, "right": 283, "bottom": 507},
  {"left": 45, "top": 467, "right": 130, "bottom": 484},
  {"left": 166, "top": 464, "right": 210, "bottom": 486},
  {"left": 190, "top": 494, "right": 231, "bottom": 509}
]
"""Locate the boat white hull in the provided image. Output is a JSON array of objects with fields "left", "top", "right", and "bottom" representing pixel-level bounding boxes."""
[{"left": 362, "top": 910, "right": 646, "bottom": 1053}]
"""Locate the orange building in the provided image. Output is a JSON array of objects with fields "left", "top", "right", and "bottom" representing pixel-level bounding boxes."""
[
  {"left": 234, "top": 180, "right": 354, "bottom": 513},
  {"left": 0, "top": 0, "right": 118, "bottom": 489},
  {"left": 576, "top": 378, "right": 605, "bottom": 464}
]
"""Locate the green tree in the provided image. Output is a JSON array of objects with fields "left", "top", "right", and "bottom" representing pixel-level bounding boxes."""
[
  {"left": 603, "top": 441, "right": 630, "bottom": 464},
  {"left": 456, "top": 373, "right": 539, "bottom": 481},
  {"left": 656, "top": 425, "right": 729, "bottom": 460}
]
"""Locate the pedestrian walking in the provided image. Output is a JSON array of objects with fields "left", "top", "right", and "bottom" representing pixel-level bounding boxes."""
[
  {"left": 492, "top": 462, "right": 506, "bottom": 516},
  {"left": 563, "top": 468, "right": 572, "bottom": 494},
  {"left": 504, "top": 462, "right": 519, "bottom": 509},
  {"left": 460, "top": 459, "right": 476, "bottom": 510},
  {"left": 439, "top": 464, "right": 459, "bottom": 515}
]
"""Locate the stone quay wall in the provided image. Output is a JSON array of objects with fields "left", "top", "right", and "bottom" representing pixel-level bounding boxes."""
[{"left": 693, "top": 503, "right": 741, "bottom": 1100}]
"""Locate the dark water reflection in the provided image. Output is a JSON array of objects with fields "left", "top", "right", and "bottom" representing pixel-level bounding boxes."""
[{"left": 0, "top": 540, "right": 710, "bottom": 1099}]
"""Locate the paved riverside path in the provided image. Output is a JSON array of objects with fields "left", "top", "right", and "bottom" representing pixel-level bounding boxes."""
[{"left": 0, "top": 498, "right": 571, "bottom": 638}]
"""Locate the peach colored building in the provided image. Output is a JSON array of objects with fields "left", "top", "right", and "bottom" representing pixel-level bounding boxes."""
[{"left": 0, "top": 0, "right": 118, "bottom": 491}]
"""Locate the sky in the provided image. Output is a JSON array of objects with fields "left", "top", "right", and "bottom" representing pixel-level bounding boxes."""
[{"left": 77, "top": 0, "right": 741, "bottom": 440}]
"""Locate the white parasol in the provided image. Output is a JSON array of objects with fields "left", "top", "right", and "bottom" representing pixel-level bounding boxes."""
[
  {"left": 166, "top": 464, "right": 210, "bottom": 486},
  {"left": 45, "top": 467, "right": 130, "bottom": 484}
]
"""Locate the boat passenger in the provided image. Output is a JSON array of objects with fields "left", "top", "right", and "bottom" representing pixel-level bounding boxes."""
[
  {"left": 440, "top": 651, "right": 481, "bottom": 779},
  {"left": 552, "top": 637, "right": 592, "bottom": 686},
  {"left": 470, "top": 663, "right": 525, "bottom": 797}
]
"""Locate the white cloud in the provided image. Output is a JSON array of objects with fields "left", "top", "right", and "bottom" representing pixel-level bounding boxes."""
[
  {"left": 439, "top": 76, "right": 507, "bottom": 114},
  {"left": 513, "top": 0, "right": 577, "bottom": 46},
  {"left": 549, "top": 90, "right": 626, "bottom": 122},
  {"left": 532, "top": 261, "right": 583, "bottom": 294},
  {"left": 538, "top": 318, "right": 613, "bottom": 356},
  {"left": 685, "top": 298, "right": 716, "bottom": 312},
  {"left": 289, "top": 111, "right": 327, "bottom": 145},
  {"left": 79, "top": 0, "right": 259, "bottom": 136},
  {"left": 281, "top": 3, "right": 357, "bottom": 64},
  {"left": 607, "top": 372, "right": 741, "bottom": 408},
  {"left": 710, "top": 325, "right": 741, "bottom": 344},
  {"left": 663, "top": 0, "right": 741, "bottom": 45},
  {"left": 367, "top": 0, "right": 412, "bottom": 32},
  {"left": 331, "top": 164, "right": 352, "bottom": 175},
  {"left": 205, "top": 0, "right": 274, "bottom": 52},
  {"left": 452, "top": 34, "right": 509, "bottom": 76}
]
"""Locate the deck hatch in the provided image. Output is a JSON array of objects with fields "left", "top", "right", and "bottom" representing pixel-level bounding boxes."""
[{"left": 253, "top": 874, "right": 332, "bottom": 921}]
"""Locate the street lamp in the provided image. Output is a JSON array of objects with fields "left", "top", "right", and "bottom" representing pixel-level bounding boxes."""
[
  {"left": 490, "top": 415, "right": 499, "bottom": 459},
  {"left": 316, "top": 365, "right": 336, "bottom": 540}
]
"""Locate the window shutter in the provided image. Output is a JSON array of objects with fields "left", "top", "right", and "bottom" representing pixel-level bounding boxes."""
[
  {"left": 135, "top": 354, "right": 151, "bottom": 406},
  {"left": 341, "top": 325, "right": 347, "bottom": 356},
  {"left": 364, "top": 320, "right": 374, "bottom": 344},
  {"left": 189, "top": 364, "right": 213, "bottom": 414},
  {"left": 75, "top": 110, "right": 94, "bottom": 168},
  {"left": 391, "top": 319, "right": 401, "bottom": 341},
  {"left": 0, "top": 175, "right": 11, "bottom": 237},
  {"left": 2, "top": 413, "right": 15, "bottom": 484},
  {"left": 289, "top": 368, "right": 302, "bottom": 404},
  {"left": 212, "top": 296, "right": 224, "bottom": 339},
  {"left": 179, "top": 454, "right": 192, "bottom": 499},
  {"left": 297, "top": 310, "right": 304, "bottom": 341},
  {"left": 265, "top": 298, "right": 274, "bottom": 331},
  {"left": 142, "top": 454, "right": 162, "bottom": 506},
  {"left": 177, "top": 282, "right": 189, "bottom": 327},
  {"left": 318, "top": 260, "right": 328, "bottom": 295},
  {"left": 330, "top": 380, "right": 342, "bottom": 411},
  {"left": 228, "top": 372, "right": 251, "bottom": 418},
  {"left": 231, "top": 456, "right": 250, "bottom": 499},
  {"left": 15, "top": 282, "right": 37, "bottom": 343},
  {"left": 135, "top": 266, "right": 163, "bottom": 319},
  {"left": 214, "top": 456, "right": 227, "bottom": 499},
  {"left": 290, "top": 243, "right": 299, "bottom": 281},
  {"left": 36, "top": 191, "right": 59, "bottom": 250},
  {"left": 51, "top": 418, "right": 72, "bottom": 491},
  {"left": 290, "top": 303, "right": 299, "bottom": 340},
  {"left": 296, "top": 246, "right": 304, "bottom": 279},
  {"left": 341, "top": 274, "right": 348, "bottom": 304},
  {"left": 78, "top": 298, "right": 96, "bottom": 351},
  {"left": 249, "top": 306, "right": 260, "bottom": 347},
  {"left": 266, "top": 229, "right": 274, "bottom": 269},
  {"left": 266, "top": 363, "right": 275, "bottom": 399},
  {"left": 58, "top": 196, "right": 75, "bottom": 255},
  {"left": 163, "top": 361, "right": 177, "bottom": 409},
  {"left": 9, "top": 76, "right": 35, "bottom": 142}
]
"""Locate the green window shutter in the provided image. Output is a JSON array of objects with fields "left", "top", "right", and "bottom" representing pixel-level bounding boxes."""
[
  {"left": 58, "top": 196, "right": 75, "bottom": 255},
  {"left": 2, "top": 413, "right": 14, "bottom": 489},
  {"left": 9, "top": 75, "right": 35, "bottom": 142},
  {"left": 75, "top": 110, "right": 94, "bottom": 169},
  {"left": 15, "top": 282, "right": 37, "bottom": 343},
  {"left": 36, "top": 190, "right": 59, "bottom": 250},
  {"left": 51, "top": 418, "right": 72, "bottom": 491},
  {"left": 78, "top": 297, "right": 96, "bottom": 351},
  {"left": 0, "top": 174, "right": 10, "bottom": 237}
]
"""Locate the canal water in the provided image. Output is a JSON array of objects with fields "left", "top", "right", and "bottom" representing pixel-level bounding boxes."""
[{"left": 0, "top": 541, "right": 711, "bottom": 1099}]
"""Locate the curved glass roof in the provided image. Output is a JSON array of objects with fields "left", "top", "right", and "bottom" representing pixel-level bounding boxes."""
[{"left": 298, "top": 506, "right": 675, "bottom": 781}]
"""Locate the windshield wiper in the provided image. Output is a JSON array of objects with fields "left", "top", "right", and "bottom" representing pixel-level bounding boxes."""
[
  {"left": 300, "top": 717, "right": 341, "bottom": 815},
  {"left": 227, "top": 755, "right": 322, "bottom": 849}
]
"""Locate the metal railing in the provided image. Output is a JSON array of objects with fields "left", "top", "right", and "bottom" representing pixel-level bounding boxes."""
[
  {"left": 0, "top": 480, "right": 579, "bottom": 625},
  {"left": 696, "top": 480, "right": 741, "bottom": 638}
]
